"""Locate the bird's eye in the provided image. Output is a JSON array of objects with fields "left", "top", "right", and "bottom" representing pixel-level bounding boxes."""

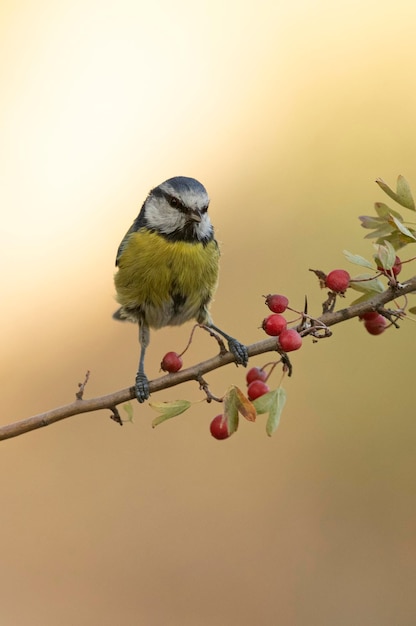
[{"left": 169, "top": 197, "right": 179, "bottom": 208}]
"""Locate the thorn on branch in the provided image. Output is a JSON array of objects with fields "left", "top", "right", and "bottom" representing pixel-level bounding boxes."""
[{"left": 76, "top": 370, "right": 91, "bottom": 400}]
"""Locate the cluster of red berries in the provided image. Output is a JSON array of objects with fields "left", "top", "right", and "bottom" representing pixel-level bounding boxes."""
[
  {"left": 210, "top": 293, "right": 306, "bottom": 440},
  {"left": 323, "top": 262, "right": 401, "bottom": 336},
  {"left": 246, "top": 366, "right": 269, "bottom": 400},
  {"left": 210, "top": 365, "right": 271, "bottom": 440},
  {"left": 358, "top": 311, "right": 387, "bottom": 335},
  {"left": 262, "top": 294, "right": 302, "bottom": 352},
  {"left": 324, "top": 256, "right": 402, "bottom": 297}
]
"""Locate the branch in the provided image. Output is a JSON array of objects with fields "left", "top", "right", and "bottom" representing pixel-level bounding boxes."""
[{"left": 2, "top": 278, "right": 416, "bottom": 441}]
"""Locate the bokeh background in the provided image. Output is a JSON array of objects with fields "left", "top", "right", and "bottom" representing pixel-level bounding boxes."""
[{"left": 1, "top": 1, "right": 416, "bottom": 624}]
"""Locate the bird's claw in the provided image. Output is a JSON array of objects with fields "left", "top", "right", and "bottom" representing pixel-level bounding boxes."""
[
  {"left": 228, "top": 339, "right": 249, "bottom": 367},
  {"left": 135, "top": 372, "right": 150, "bottom": 403}
]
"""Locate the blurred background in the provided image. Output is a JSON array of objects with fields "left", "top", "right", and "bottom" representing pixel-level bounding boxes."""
[{"left": 1, "top": 0, "right": 416, "bottom": 624}]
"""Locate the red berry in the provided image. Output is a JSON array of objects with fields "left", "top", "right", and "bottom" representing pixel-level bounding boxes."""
[
  {"left": 325, "top": 269, "right": 351, "bottom": 293},
  {"left": 265, "top": 294, "right": 289, "bottom": 313},
  {"left": 210, "top": 414, "right": 230, "bottom": 440},
  {"left": 278, "top": 329, "right": 302, "bottom": 352},
  {"left": 377, "top": 255, "right": 402, "bottom": 277},
  {"left": 364, "top": 314, "right": 387, "bottom": 335},
  {"left": 246, "top": 367, "right": 268, "bottom": 385},
  {"left": 359, "top": 311, "right": 380, "bottom": 321},
  {"left": 262, "top": 314, "right": 287, "bottom": 336},
  {"left": 247, "top": 380, "right": 270, "bottom": 400},
  {"left": 160, "top": 351, "right": 183, "bottom": 373}
]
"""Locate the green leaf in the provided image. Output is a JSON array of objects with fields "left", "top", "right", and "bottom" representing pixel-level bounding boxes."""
[
  {"left": 378, "top": 230, "right": 415, "bottom": 250},
  {"left": 343, "top": 250, "right": 374, "bottom": 270},
  {"left": 389, "top": 215, "right": 416, "bottom": 241},
  {"left": 349, "top": 274, "right": 385, "bottom": 294},
  {"left": 150, "top": 399, "right": 192, "bottom": 427},
  {"left": 363, "top": 223, "right": 395, "bottom": 240},
  {"left": 223, "top": 386, "right": 239, "bottom": 435},
  {"left": 265, "top": 388, "right": 287, "bottom": 437},
  {"left": 374, "top": 202, "right": 403, "bottom": 220},
  {"left": 359, "top": 215, "right": 385, "bottom": 229},
  {"left": 376, "top": 178, "right": 398, "bottom": 202},
  {"left": 123, "top": 402, "right": 134, "bottom": 423},
  {"left": 376, "top": 176, "right": 416, "bottom": 210},
  {"left": 252, "top": 390, "right": 277, "bottom": 415},
  {"left": 408, "top": 306, "right": 416, "bottom": 315},
  {"left": 252, "top": 388, "right": 287, "bottom": 436},
  {"left": 396, "top": 175, "right": 415, "bottom": 210},
  {"left": 374, "top": 240, "right": 396, "bottom": 270},
  {"left": 350, "top": 293, "right": 377, "bottom": 305}
]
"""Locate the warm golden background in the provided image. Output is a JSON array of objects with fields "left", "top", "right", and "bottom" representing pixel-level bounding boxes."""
[{"left": 1, "top": 1, "right": 416, "bottom": 624}]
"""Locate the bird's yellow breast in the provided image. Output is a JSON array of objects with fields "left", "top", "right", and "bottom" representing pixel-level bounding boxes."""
[{"left": 114, "top": 229, "right": 220, "bottom": 328}]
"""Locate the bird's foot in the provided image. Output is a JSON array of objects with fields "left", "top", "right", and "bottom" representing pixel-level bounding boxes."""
[
  {"left": 135, "top": 372, "right": 150, "bottom": 403},
  {"left": 227, "top": 338, "right": 249, "bottom": 367}
]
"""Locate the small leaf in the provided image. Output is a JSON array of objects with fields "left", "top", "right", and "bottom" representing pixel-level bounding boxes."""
[
  {"left": 408, "top": 306, "right": 416, "bottom": 315},
  {"left": 374, "top": 202, "right": 403, "bottom": 220},
  {"left": 389, "top": 215, "right": 416, "bottom": 241},
  {"left": 234, "top": 386, "right": 257, "bottom": 422},
  {"left": 374, "top": 240, "right": 396, "bottom": 270},
  {"left": 252, "top": 390, "right": 277, "bottom": 415},
  {"left": 376, "top": 176, "right": 416, "bottom": 210},
  {"left": 349, "top": 274, "right": 385, "bottom": 294},
  {"left": 376, "top": 177, "right": 398, "bottom": 202},
  {"left": 350, "top": 293, "right": 377, "bottom": 305},
  {"left": 343, "top": 250, "right": 374, "bottom": 270},
  {"left": 359, "top": 215, "right": 384, "bottom": 229},
  {"left": 223, "top": 386, "right": 239, "bottom": 435},
  {"left": 150, "top": 399, "right": 192, "bottom": 427},
  {"left": 396, "top": 175, "right": 415, "bottom": 210},
  {"left": 363, "top": 223, "right": 395, "bottom": 240},
  {"left": 123, "top": 402, "right": 134, "bottom": 423},
  {"left": 378, "top": 230, "right": 413, "bottom": 250},
  {"left": 265, "top": 388, "right": 287, "bottom": 437}
]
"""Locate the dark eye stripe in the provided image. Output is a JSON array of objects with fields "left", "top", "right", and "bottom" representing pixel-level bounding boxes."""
[
  {"left": 152, "top": 187, "right": 208, "bottom": 214},
  {"left": 169, "top": 196, "right": 186, "bottom": 210}
]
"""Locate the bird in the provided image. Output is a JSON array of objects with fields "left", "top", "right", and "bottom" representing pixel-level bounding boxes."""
[{"left": 113, "top": 176, "right": 248, "bottom": 403}]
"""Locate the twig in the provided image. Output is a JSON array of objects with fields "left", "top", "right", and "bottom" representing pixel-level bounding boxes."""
[
  {"left": 197, "top": 375, "right": 223, "bottom": 403},
  {"left": 109, "top": 406, "right": 123, "bottom": 426},
  {"left": 75, "top": 370, "right": 90, "bottom": 400}
]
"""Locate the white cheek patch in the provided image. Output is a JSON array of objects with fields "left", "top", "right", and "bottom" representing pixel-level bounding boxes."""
[
  {"left": 145, "top": 197, "right": 213, "bottom": 240},
  {"left": 145, "top": 199, "right": 187, "bottom": 233},
  {"left": 196, "top": 213, "right": 213, "bottom": 240}
]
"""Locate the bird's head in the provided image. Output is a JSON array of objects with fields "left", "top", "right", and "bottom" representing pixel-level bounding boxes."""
[{"left": 144, "top": 176, "right": 213, "bottom": 243}]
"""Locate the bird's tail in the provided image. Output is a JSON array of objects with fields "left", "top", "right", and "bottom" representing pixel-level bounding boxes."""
[{"left": 112, "top": 307, "right": 127, "bottom": 321}]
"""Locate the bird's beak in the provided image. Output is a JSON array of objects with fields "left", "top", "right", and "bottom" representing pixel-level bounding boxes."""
[{"left": 188, "top": 209, "right": 202, "bottom": 223}]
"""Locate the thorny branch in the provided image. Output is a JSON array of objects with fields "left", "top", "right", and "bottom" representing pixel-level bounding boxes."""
[{"left": 2, "top": 277, "right": 416, "bottom": 442}]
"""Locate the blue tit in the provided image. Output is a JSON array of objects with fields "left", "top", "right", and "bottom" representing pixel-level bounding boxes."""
[{"left": 113, "top": 176, "right": 248, "bottom": 403}]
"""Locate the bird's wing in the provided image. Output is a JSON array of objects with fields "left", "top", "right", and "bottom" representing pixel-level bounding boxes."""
[
  {"left": 115, "top": 207, "right": 147, "bottom": 266},
  {"left": 115, "top": 223, "right": 136, "bottom": 267}
]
